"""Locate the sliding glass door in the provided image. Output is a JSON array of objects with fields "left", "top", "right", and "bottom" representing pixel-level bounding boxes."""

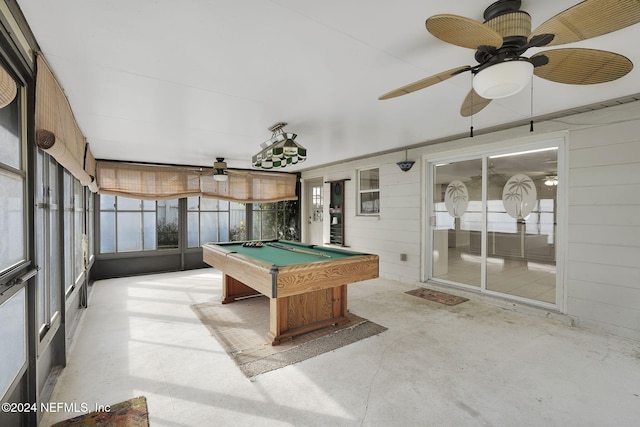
[
  {"left": 432, "top": 158, "right": 483, "bottom": 287},
  {"left": 485, "top": 149, "right": 557, "bottom": 303},
  {"left": 429, "top": 144, "right": 560, "bottom": 307}
]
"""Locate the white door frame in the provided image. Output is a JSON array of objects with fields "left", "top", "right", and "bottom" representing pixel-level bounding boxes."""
[
  {"left": 303, "top": 177, "right": 324, "bottom": 245},
  {"left": 422, "top": 135, "right": 567, "bottom": 312}
]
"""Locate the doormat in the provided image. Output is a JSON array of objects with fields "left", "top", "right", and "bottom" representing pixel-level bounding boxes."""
[
  {"left": 406, "top": 288, "right": 469, "bottom": 306},
  {"left": 51, "top": 396, "right": 149, "bottom": 427},
  {"left": 191, "top": 296, "right": 387, "bottom": 378}
]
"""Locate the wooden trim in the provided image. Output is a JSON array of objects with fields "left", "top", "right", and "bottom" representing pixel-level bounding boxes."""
[
  {"left": 202, "top": 244, "right": 274, "bottom": 297},
  {"left": 275, "top": 254, "right": 378, "bottom": 298},
  {"left": 221, "top": 275, "right": 261, "bottom": 304}
]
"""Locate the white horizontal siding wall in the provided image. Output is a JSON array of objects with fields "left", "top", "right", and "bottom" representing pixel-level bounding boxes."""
[
  {"left": 567, "top": 119, "right": 640, "bottom": 341},
  {"left": 302, "top": 152, "right": 422, "bottom": 285},
  {"left": 301, "top": 101, "right": 640, "bottom": 340}
]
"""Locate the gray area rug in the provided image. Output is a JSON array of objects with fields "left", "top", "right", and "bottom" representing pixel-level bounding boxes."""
[{"left": 191, "top": 296, "right": 387, "bottom": 378}]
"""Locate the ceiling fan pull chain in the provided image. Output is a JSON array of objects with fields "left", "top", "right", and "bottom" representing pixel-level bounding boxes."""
[
  {"left": 529, "top": 75, "right": 534, "bottom": 132},
  {"left": 470, "top": 73, "right": 474, "bottom": 138}
]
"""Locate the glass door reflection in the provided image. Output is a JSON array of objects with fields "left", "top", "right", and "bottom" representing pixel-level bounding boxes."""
[
  {"left": 430, "top": 147, "right": 558, "bottom": 306},
  {"left": 432, "top": 159, "right": 482, "bottom": 287},
  {"left": 486, "top": 150, "right": 557, "bottom": 303}
]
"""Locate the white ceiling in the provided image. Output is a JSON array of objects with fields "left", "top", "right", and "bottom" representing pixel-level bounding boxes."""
[{"left": 15, "top": 0, "right": 640, "bottom": 170}]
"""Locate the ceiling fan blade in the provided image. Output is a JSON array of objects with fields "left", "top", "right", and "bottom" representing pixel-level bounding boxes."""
[
  {"left": 460, "top": 89, "right": 492, "bottom": 117},
  {"left": 426, "top": 14, "right": 503, "bottom": 50},
  {"left": 379, "top": 66, "right": 471, "bottom": 100},
  {"left": 532, "top": 48, "right": 633, "bottom": 84},
  {"left": 529, "top": 0, "right": 640, "bottom": 47}
]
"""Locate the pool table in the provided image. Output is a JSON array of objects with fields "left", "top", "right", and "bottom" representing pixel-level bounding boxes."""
[{"left": 202, "top": 240, "right": 379, "bottom": 345}]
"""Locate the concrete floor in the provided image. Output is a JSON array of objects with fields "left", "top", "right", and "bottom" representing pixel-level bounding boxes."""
[{"left": 40, "top": 269, "right": 640, "bottom": 427}]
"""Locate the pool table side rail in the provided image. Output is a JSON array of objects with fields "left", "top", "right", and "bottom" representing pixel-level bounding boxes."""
[
  {"left": 203, "top": 244, "right": 379, "bottom": 299},
  {"left": 275, "top": 254, "right": 379, "bottom": 298},
  {"left": 202, "top": 244, "right": 275, "bottom": 297}
]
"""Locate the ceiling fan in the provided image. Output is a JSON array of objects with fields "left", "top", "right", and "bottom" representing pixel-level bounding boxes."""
[
  {"left": 200, "top": 157, "right": 229, "bottom": 182},
  {"left": 379, "top": 0, "right": 640, "bottom": 116}
]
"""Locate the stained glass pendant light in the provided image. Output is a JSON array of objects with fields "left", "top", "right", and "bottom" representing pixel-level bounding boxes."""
[{"left": 252, "top": 122, "right": 306, "bottom": 169}]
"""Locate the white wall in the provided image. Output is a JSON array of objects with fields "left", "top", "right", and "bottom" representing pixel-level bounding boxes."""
[
  {"left": 301, "top": 100, "right": 640, "bottom": 342},
  {"left": 566, "top": 118, "right": 640, "bottom": 340},
  {"left": 302, "top": 151, "right": 422, "bottom": 284}
]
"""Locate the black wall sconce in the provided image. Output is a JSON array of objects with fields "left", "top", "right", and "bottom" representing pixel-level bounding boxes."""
[{"left": 396, "top": 149, "right": 415, "bottom": 172}]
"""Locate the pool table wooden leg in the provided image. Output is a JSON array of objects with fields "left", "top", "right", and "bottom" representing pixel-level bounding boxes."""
[
  {"left": 268, "top": 297, "right": 285, "bottom": 345},
  {"left": 267, "top": 285, "right": 350, "bottom": 345},
  {"left": 221, "top": 274, "right": 261, "bottom": 304},
  {"left": 333, "top": 285, "right": 348, "bottom": 322}
]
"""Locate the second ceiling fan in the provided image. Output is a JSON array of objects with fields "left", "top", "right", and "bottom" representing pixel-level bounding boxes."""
[{"left": 379, "top": 0, "right": 640, "bottom": 116}]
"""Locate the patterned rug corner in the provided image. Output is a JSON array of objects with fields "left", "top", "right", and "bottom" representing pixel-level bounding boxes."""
[
  {"left": 50, "top": 396, "right": 149, "bottom": 427},
  {"left": 406, "top": 288, "right": 469, "bottom": 306},
  {"left": 237, "top": 319, "right": 388, "bottom": 378},
  {"left": 192, "top": 297, "right": 387, "bottom": 378}
]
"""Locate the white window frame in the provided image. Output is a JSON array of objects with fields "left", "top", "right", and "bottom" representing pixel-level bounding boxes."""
[{"left": 357, "top": 167, "right": 380, "bottom": 215}]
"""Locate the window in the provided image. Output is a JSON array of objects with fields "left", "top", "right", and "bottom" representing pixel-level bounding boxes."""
[
  {"left": 312, "top": 184, "right": 323, "bottom": 221},
  {"left": 157, "top": 199, "right": 179, "bottom": 249},
  {"left": 0, "top": 94, "right": 25, "bottom": 274},
  {"left": 252, "top": 201, "right": 299, "bottom": 241},
  {"left": 0, "top": 287, "right": 26, "bottom": 400},
  {"left": 0, "top": 82, "right": 27, "bottom": 408},
  {"left": 229, "top": 202, "right": 247, "bottom": 241},
  {"left": 99, "top": 196, "right": 179, "bottom": 253},
  {"left": 101, "top": 195, "right": 300, "bottom": 252},
  {"left": 186, "top": 198, "right": 299, "bottom": 244},
  {"left": 35, "top": 147, "right": 62, "bottom": 339},
  {"left": 187, "top": 197, "right": 230, "bottom": 247},
  {"left": 87, "top": 188, "right": 94, "bottom": 263},
  {"left": 63, "top": 171, "right": 85, "bottom": 294},
  {"left": 358, "top": 167, "right": 380, "bottom": 215}
]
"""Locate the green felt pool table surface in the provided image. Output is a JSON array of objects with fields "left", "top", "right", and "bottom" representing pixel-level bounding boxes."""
[{"left": 213, "top": 240, "right": 367, "bottom": 267}]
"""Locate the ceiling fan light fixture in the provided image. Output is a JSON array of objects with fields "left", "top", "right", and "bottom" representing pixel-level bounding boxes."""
[
  {"left": 213, "top": 157, "right": 228, "bottom": 182},
  {"left": 473, "top": 60, "right": 533, "bottom": 99}
]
